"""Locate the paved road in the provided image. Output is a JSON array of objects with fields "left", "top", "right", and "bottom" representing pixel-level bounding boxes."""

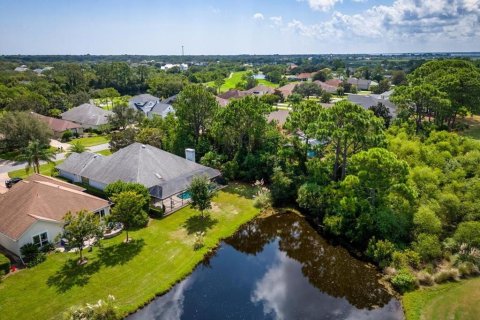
[{"left": 0, "top": 142, "right": 110, "bottom": 175}]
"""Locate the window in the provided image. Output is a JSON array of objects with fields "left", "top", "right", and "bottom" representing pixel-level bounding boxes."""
[
  {"left": 97, "top": 209, "right": 105, "bottom": 218},
  {"left": 32, "top": 232, "right": 49, "bottom": 247}
]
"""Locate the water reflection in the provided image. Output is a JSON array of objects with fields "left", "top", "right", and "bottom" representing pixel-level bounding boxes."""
[{"left": 129, "top": 212, "right": 403, "bottom": 320}]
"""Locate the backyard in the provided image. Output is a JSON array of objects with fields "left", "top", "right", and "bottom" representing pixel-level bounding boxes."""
[
  {"left": 0, "top": 184, "right": 260, "bottom": 319},
  {"left": 69, "top": 135, "right": 110, "bottom": 147},
  {"left": 403, "top": 277, "right": 480, "bottom": 320}
]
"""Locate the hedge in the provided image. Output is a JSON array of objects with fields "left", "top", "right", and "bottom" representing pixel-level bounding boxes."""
[{"left": 0, "top": 253, "right": 11, "bottom": 275}]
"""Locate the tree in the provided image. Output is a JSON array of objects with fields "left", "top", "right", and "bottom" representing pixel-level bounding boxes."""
[
  {"left": 108, "top": 103, "right": 143, "bottom": 131},
  {"left": 66, "top": 141, "right": 86, "bottom": 157},
  {"left": 104, "top": 181, "right": 150, "bottom": 211},
  {"left": 391, "top": 84, "right": 450, "bottom": 132},
  {"left": 241, "top": 71, "right": 258, "bottom": 90},
  {"left": 110, "top": 191, "right": 148, "bottom": 242},
  {"left": 320, "top": 92, "right": 332, "bottom": 103},
  {"left": 408, "top": 59, "right": 480, "bottom": 129},
  {"left": 369, "top": 103, "right": 392, "bottom": 128},
  {"left": 174, "top": 84, "right": 219, "bottom": 149},
  {"left": 16, "top": 140, "right": 56, "bottom": 174},
  {"left": 63, "top": 210, "right": 103, "bottom": 264},
  {"left": 135, "top": 127, "right": 164, "bottom": 149},
  {"left": 413, "top": 233, "right": 442, "bottom": 262},
  {"left": 285, "top": 100, "right": 323, "bottom": 162},
  {"left": 311, "top": 101, "right": 385, "bottom": 181},
  {"left": 0, "top": 112, "right": 52, "bottom": 151},
  {"left": 371, "top": 79, "right": 390, "bottom": 94},
  {"left": 214, "top": 76, "right": 225, "bottom": 93},
  {"left": 109, "top": 128, "right": 137, "bottom": 152},
  {"left": 265, "top": 70, "right": 282, "bottom": 84},
  {"left": 270, "top": 166, "right": 295, "bottom": 205},
  {"left": 187, "top": 175, "right": 215, "bottom": 218},
  {"left": 391, "top": 70, "right": 407, "bottom": 86},
  {"left": 293, "top": 82, "right": 322, "bottom": 98},
  {"left": 454, "top": 221, "right": 480, "bottom": 248}
]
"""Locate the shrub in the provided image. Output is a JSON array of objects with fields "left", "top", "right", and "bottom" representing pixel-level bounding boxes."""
[
  {"left": 366, "top": 238, "right": 396, "bottom": 268},
  {"left": 0, "top": 253, "right": 11, "bottom": 275},
  {"left": 61, "top": 130, "right": 73, "bottom": 142},
  {"left": 63, "top": 295, "right": 118, "bottom": 320},
  {"left": 391, "top": 269, "right": 418, "bottom": 293},
  {"left": 454, "top": 221, "right": 480, "bottom": 248},
  {"left": 416, "top": 271, "right": 435, "bottom": 286},
  {"left": 40, "top": 242, "right": 55, "bottom": 253},
  {"left": 413, "top": 233, "right": 442, "bottom": 262},
  {"left": 458, "top": 261, "right": 479, "bottom": 278},
  {"left": 392, "top": 249, "right": 421, "bottom": 269},
  {"left": 253, "top": 186, "right": 272, "bottom": 209},
  {"left": 20, "top": 243, "right": 46, "bottom": 267},
  {"left": 149, "top": 206, "right": 164, "bottom": 219},
  {"left": 434, "top": 268, "right": 459, "bottom": 284}
]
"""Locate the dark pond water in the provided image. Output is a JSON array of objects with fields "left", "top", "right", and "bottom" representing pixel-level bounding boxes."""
[{"left": 129, "top": 213, "right": 404, "bottom": 320}]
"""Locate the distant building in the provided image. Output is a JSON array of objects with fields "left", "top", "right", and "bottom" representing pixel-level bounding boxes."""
[
  {"left": 129, "top": 94, "right": 174, "bottom": 118},
  {"left": 348, "top": 94, "right": 397, "bottom": 117},
  {"left": 244, "top": 85, "right": 275, "bottom": 96},
  {"left": 277, "top": 83, "right": 298, "bottom": 99},
  {"left": 14, "top": 65, "right": 28, "bottom": 72},
  {"left": 347, "top": 77, "right": 378, "bottom": 91},
  {"left": 61, "top": 103, "right": 113, "bottom": 129},
  {"left": 314, "top": 81, "right": 338, "bottom": 94},
  {"left": 160, "top": 63, "right": 188, "bottom": 71}
]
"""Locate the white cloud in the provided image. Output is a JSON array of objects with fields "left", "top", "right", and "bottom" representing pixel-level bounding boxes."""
[
  {"left": 253, "top": 13, "right": 265, "bottom": 20},
  {"left": 287, "top": 0, "right": 480, "bottom": 41},
  {"left": 270, "top": 16, "right": 283, "bottom": 26},
  {"left": 301, "top": 0, "right": 343, "bottom": 12}
]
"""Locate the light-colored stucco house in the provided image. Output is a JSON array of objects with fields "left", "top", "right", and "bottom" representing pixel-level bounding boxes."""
[
  {"left": 61, "top": 103, "right": 113, "bottom": 130},
  {"left": 57, "top": 143, "right": 221, "bottom": 214},
  {"left": 0, "top": 174, "right": 110, "bottom": 257}
]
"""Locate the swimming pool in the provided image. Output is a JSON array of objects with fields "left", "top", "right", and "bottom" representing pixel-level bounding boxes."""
[{"left": 178, "top": 191, "right": 191, "bottom": 200}]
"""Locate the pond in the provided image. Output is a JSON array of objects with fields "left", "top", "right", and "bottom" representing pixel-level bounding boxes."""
[{"left": 129, "top": 212, "right": 404, "bottom": 320}]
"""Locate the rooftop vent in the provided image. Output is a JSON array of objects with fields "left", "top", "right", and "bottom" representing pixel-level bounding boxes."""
[{"left": 185, "top": 148, "right": 195, "bottom": 163}]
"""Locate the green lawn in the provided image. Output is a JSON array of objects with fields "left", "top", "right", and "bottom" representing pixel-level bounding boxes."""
[
  {"left": 0, "top": 184, "right": 260, "bottom": 319},
  {"left": 96, "top": 149, "right": 112, "bottom": 156},
  {"left": 206, "top": 71, "right": 278, "bottom": 92},
  {"left": 1, "top": 147, "right": 57, "bottom": 162},
  {"left": 403, "top": 277, "right": 480, "bottom": 320},
  {"left": 69, "top": 135, "right": 110, "bottom": 147},
  {"left": 92, "top": 96, "right": 130, "bottom": 111},
  {"left": 460, "top": 115, "right": 480, "bottom": 140},
  {"left": 8, "top": 160, "right": 63, "bottom": 179}
]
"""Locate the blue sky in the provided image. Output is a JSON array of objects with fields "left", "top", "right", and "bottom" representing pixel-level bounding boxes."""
[{"left": 0, "top": 0, "right": 479, "bottom": 54}]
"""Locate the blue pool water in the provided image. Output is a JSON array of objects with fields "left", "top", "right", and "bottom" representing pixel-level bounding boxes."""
[{"left": 178, "top": 191, "right": 191, "bottom": 200}]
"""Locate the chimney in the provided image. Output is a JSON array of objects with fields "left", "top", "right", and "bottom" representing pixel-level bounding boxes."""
[{"left": 185, "top": 148, "right": 195, "bottom": 162}]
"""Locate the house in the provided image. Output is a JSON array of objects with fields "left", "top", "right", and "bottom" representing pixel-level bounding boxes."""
[
  {"left": 296, "top": 73, "right": 313, "bottom": 81},
  {"left": 325, "top": 79, "right": 342, "bottom": 87},
  {"left": 129, "top": 94, "right": 174, "bottom": 118},
  {"left": 244, "top": 85, "right": 275, "bottom": 96},
  {"left": 348, "top": 94, "right": 397, "bottom": 117},
  {"left": 347, "top": 78, "right": 378, "bottom": 91},
  {"left": 268, "top": 109, "right": 290, "bottom": 127},
  {"left": 314, "top": 81, "right": 338, "bottom": 94},
  {"left": 218, "top": 90, "right": 248, "bottom": 100},
  {"left": 31, "top": 112, "right": 83, "bottom": 138},
  {"left": 57, "top": 143, "right": 221, "bottom": 214},
  {"left": 0, "top": 174, "right": 110, "bottom": 257},
  {"left": 61, "top": 103, "right": 113, "bottom": 129},
  {"left": 277, "top": 83, "right": 298, "bottom": 99},
  {"left": 14, "top": 65, "right": 28, "bottom": 72}
]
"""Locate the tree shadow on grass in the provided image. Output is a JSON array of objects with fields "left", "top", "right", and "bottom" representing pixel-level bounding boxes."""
[
  {"left": 98, "top": 238, "right": 145, "bottom": 267},
  {"left": 183, "top": 214, "right": 218, "bottom": 235},
  {"left": 47, "top": 258, "right": 101, "bottom": 293}
]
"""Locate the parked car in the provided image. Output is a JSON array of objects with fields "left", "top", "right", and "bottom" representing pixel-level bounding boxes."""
[{"left": 5, "top": 177, "right": 22, "bottom": 188}]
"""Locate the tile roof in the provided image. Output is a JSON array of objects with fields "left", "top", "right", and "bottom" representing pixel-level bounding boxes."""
[
  {"left": 31, "top": 112, "right": 82, "bottom": 133},
  {"left": 277, "top": 83, "right": 298, "bottom": 98},
  {"left": 268, "top": 109, "right": 290, "bottom": 126},
  {"left": 0, "top": 174, "right": 109, "bottom": 240},
  {"left": 61, "top": 103, "right": 113, "bottom": 127},
  {"left": 314, "top": 81, "right": 338, "bottom": 93}
]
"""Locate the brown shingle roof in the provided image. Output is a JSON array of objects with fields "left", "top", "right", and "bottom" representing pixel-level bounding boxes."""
[
  {"left": 31, "top": 112, "right": 82, "bottom": 133},
  {"left": 218, "top": 90, "right": 247, "bottom": 100},
  {"left": 314, "top": 81, "right": 338, "bottom": 93},
  {"left": 296, "top": 73, "right": 313, "bottom": 80},
  {"left": 0, "top": 175, "right": 109, "bottom": 240},
  {"left": 325, "top": 79, "right": 342, "bottom": 87},
  {"left": 277, "top": 83, "right": 298, "bottom": 98}
]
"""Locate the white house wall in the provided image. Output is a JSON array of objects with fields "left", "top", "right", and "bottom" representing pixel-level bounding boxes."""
[
  {"left": 58, "top": 170, "right": 81, "bottom": 183},
  {"left": 89, "top": 179, "right": 107, "bottom": 190}
]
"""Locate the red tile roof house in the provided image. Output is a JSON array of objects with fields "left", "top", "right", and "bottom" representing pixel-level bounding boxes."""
[
  {"left": 31, "top": 112, "right": 83, "bottom": 138},
  {"left": 0, "top": 174, "right": 110, "bottom": 257},
  {"left": 314, "top": 81, "right": 338, "bottom": 94},
  {"left": 325, "top": 79, "right": 342, "bottom": 87},
  {"left": 277, "top": 83, "right": 298, "bottom": 99},
  {"left": 296, "top": 73, "right": 314, "bottom": 81}
]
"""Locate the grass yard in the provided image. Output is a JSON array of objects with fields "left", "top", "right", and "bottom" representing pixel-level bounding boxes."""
[
  {"left": 92, "top": 96, "right": 130, "bottom": 111},
  {"left": 8, "top": 160, "right": 63, "bottom": 179},
  {"left": 69, "top": 135, "right": 110, "bottom": 147},
  {"left": 403, "top": 277, "right": 480, "bottom": 320},
  {"left": 0, "top": 184, "right": 260, "bottom": 319},
  {"left": 206, "top": 71, "right": 278, "bottom": 92},
  {"left": 96, "top": 149, "right": 112, "bottom": 156}
]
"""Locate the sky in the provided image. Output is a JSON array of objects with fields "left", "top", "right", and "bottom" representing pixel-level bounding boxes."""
[{"left": 0, "top": 0, "right": 479, "bottom": 55}]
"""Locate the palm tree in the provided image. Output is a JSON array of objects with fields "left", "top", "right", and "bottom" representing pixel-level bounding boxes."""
[
  {"left": 16, "top": 140, "right": 56, "bottom": 174},
  {"left": 66, "top": 141, "right": 86, "bottom": 157}
]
